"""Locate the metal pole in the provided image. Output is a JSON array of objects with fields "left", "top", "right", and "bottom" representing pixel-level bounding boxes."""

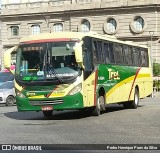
[
  {"left": 149, "top": 31, "right": 154, "bottom": 64},
  {"left": 149, "top": 31, "right": 154, "bottom": 97}
]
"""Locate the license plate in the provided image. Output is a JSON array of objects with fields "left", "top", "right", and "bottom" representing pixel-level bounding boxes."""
[{"left": 41, "top": 106, "right": 53, "bottom": 111}]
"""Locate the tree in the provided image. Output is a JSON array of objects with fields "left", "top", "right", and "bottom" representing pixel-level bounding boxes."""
[{"left": 153, "top": 63, "right": 160, "bottom": 76}]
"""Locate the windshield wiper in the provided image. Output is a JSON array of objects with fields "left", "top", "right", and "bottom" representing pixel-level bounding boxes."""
[{"left": 46, "top": 65, "right": 63, "bottom": 83}]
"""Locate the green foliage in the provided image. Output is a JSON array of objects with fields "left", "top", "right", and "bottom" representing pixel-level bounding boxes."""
[
  {"left": 153, "top": 63, "right": 160, "bottom": 91},
  {"left": 153, "top": 63, "right": 160, "bottom": 76},
  {"left": 153, "top": 80, "right": 160, "bottom": 91}
]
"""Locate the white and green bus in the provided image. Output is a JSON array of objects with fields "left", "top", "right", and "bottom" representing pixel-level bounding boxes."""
[{"left": 4, "top": 32, "right": 153, "bottom": 117}]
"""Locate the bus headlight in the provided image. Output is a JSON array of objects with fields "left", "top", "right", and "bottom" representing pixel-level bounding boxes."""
[
  {"left": 68, "top": 83, "right": 82, "bottom": 95},
  {"left": 15, "top": 89, "right": 26, "bottom": 98}
]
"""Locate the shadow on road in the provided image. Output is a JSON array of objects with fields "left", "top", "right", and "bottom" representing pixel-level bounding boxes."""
[
  {"left": 0, "top": 104, "right": 16, "bottom": 107},
  {"left": 4, "top": 104, "right": 144, "bottom": 121}
]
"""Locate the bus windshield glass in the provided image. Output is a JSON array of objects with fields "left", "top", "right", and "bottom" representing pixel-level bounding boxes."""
[{"left": 15, "top": 41, "right": 81, "bottom": 84}]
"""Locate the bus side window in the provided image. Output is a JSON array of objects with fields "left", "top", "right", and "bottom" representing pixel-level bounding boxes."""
[
  {"left": 108, "top": 43, "right": 115, "bottom": 64},
  {"left": 132, "top": 48, "right": 140, "bottom": 66},
  {"left": 97, "top": 41, "right": 104, "bottom": 63},
  {"left": 104, "top": 43, "right": 110, "bottom": 63},
  {"left": 114, "top": 44, "right": 123, "bottom": 64},
  {"left": 124, "top": 46, "right": 132, "bottom": 65},
  {"left": 82, "top": 37, "right": 94, "bottom": 71},
  {"left": 93, "top": 41, "right": 99, "bottom": 63},
  {"left": 141, "top": 50, "right": 149, "bottom": 67},
  {"left": 83, "top": 50, "right": 93, "bottom": 71}
]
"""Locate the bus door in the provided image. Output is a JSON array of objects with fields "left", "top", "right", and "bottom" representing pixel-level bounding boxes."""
[{"left": 83, "top": 49, "right": 95, "bottom": 107}]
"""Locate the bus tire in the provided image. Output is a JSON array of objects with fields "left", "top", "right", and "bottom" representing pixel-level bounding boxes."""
[
  {"left": 92, "top": 96, "right": 105, "bottom": 116},
  {"left": 123, "top": 102, "right": 130, "bottom": 109},
  {"left": 43, "top": 110, "right": 53, "bottom": 117},
  {"left": 123, "top": 88, "right": 139, "bottom": 109},
  {"left": 131, "top": 88, "right": 139, "bottom": 109}
]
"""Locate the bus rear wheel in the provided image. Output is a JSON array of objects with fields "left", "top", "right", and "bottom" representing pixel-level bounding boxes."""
[
  {"left": 131, "top": 88, "right": 139, "bottom": 109},
  {"left": 43, "top": 110, "right": 53, "bottom": 117},
  {"left": 92, "top": 96, "right": 105, "bottom": 116},
  {"left": 123, "top": 88, "right": 139, "bottom": 109}
]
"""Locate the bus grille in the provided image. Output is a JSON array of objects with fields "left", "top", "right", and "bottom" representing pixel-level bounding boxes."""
[{"left": 29, "top": 100, "right": 63, "bottom": 106}]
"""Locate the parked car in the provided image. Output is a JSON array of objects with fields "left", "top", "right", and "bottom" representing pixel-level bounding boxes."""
[
  {"left": 0, "top": 81, "right": 15, "bottom": 106},
  {"left": 0, "top": 71, "right": 14, "bottom": 85}
]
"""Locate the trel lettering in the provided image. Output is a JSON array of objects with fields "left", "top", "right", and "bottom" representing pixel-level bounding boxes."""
[{"left": 108, "top": 69, "right": 120, "bottom": 80}]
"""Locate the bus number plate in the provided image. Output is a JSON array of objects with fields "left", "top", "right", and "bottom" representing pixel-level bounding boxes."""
[{"left": 41, "top": 106, "right": 53, "bottom": 111}]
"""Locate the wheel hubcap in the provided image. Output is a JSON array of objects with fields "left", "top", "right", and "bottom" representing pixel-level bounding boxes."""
[
  {"left": 135, "top": 94, "right": 139, "bottom": 105},
  {"left": 97, "top": 98, "right": 101, "bottom": 111}
]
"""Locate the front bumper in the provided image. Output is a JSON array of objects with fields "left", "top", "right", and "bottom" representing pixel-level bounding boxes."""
[{"left": 16, "top": 92, "right": 84, "bottom": 111}]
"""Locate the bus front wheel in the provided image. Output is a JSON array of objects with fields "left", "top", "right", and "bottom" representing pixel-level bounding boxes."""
[
  {"left": 92, "top": 96, "right": 105, "bottom": 116},
  {"left": 43, "top": 110, "right": 53, "bottom": 117}
]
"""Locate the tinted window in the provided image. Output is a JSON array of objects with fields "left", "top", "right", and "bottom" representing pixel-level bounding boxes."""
[
  {"left": 108, "top": 43, "right": 115, "bottom": 63},
  {"left": 124, "top": 46, "right": 132, "bottom": 65},
  {"left": 132, "top": 48, "right": 140, "bottom": 66},
  {"left": 97, "top": 41, "right": 104, "bottom": 62},
  {"left": 114, "top": 44, "right": 123, "bottom": 64},
  {"left": 140, "top": 49, "right": 149, "bottom": 67},
  {"left": 93, "top": 41, "right": 98, "bottom": 63},
  {"left": 83, "top": 37, "right": 94, "bottom": 72},
  {"left": 104, "top": 43, "right": 110, "bottom": 63},
  {"left": 93, "top": 40, "right": 104, "bottom": 63}
]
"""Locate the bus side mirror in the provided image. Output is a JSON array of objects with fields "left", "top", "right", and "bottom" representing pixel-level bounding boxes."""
[
  {"left": 74, "top": 42, "right": 85, "bottom": 69},
  {"left": 4, "top": 46, "right": 17, "bottom": 74}
]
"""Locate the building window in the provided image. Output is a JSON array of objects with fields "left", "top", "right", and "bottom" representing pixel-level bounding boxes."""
[
  {"left": 103, "top": 17, "right": 118, "bottom": 35},
  {"left": 107, "top": 18, "right": 117, "bottom": 32},
  {"left": 53, "top": 23, "right": 63, "bottom": 32},
  {"left": 81, "top": 19, "right": 90, "bottom": 32},
  {"left": 11, "top": 26, "right": 19, "bottom": 36},
  {"left": 130, "top": 15, "right": 146, "bottom": 34},
  {"left": 134, "top": 16, "right": 144, "bottom": 31},
  {"left": 31, "top": 25, "right": 40, "bottom": 35}
]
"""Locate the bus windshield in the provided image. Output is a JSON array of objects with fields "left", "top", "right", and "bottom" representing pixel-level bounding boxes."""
[{"left": 15, "top": 41, "right": 81, "bottom": 85}]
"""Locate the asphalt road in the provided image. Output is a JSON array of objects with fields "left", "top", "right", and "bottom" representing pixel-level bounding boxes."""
[{"left": 0, "top": 97, "right": 160, "bottom": 152}]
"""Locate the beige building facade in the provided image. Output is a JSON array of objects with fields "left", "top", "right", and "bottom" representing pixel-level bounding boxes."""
[{"left": 0, "top": 0, "right": 160, "bottom": 69}]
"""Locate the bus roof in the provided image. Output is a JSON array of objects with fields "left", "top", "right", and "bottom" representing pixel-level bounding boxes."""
[{"left": 20, "top": 31, "right": 148, "bottom": 49}]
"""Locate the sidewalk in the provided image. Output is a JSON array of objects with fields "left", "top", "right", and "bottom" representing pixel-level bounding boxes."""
[{"left": 153, "top": 91, "right": 160, "bottom": 98}]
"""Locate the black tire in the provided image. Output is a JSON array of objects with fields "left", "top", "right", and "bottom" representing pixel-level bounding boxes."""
[
  {"left": 92, "top": 96, "right": 105, "bottom": 116},
  {"left": 131, "top": 88, "right": 139, "bottom": 109},
  {"left": 99, "top": 96, "right": 106, "bottom": 111},
  {"left": 43, "top": 110, "right": 53, "bottom": 117},
  {"left": 123, "top": 102, "right": 130, "bottom": 109},
  {"left": 123, "top": 88, "right": 139, "bottom": 109},
  {"left": 6, "top": 96, "right": 15, "bottom": 106}
]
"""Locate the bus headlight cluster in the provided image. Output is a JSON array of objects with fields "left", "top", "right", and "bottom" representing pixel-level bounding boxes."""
[
  {"left": 68, "top": 83, "right": 82, "bottom": 95},
  {"left": 15, "top": 89, "right": 26, "bottom": 98}
]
